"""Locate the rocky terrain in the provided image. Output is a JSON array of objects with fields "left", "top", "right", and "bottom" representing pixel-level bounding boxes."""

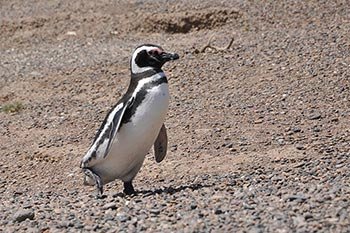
[{"left": 0, "top": 0, "right": 349, "bottom": 232}]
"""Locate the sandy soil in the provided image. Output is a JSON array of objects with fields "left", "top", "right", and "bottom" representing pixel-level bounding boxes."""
[{"left": 1, "top": 0, "right": 349, "bottom": 232}]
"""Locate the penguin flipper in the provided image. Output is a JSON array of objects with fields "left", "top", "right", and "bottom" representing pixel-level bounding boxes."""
[
  {"left": 105, "top": 96, "right": 135, "bottom": 157},
  {"left": 154, "top": 124, "right": 168, "bottom": 163},
  {"left": 81, "top": 97, "right": 134, "bottom": 168}
]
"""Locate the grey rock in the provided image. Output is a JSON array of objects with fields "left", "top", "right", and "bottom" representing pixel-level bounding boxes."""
[
  {"left": 214, "top": 209, "right": 223, "bottom": 215},
  {"left": 295, "top": 144, "right": 305, "bottom": 150},
  {"left": 292, "top": 127, "right": 301, "bottom": 133},
  {"left": 242, "top": 203, "right": 255, "bottom": 210},
  {"left": 13, "top": 209, "right": 35, "bottom": 222},
  {"left": 75, "top": 223, "right": 84, "bottom": 229},
  {"left": 293, "top": 215, "right": 306, "bottom": 227},
  {"left": 304, "top": 213, "right": 313, "bottom": 220},
  {"left": 102, "top": 202, "right": 117, "bottom": 210},
  {"left": 308, "top": 112, "right": 322, "bottom": 120},
  {"left": 117, "top": 212, "right": 130, "bottom": 222},
  {"left": 149, "top": 208, "right": 160, "bottom": 215},
  {"left": 190, "top": 203, "right": 197, "bottom": 210},
  {"left": 58, "top": 221, "right": 74, "bottom": 228},
  {"left": 286, "top": 195, "right": 307, "bottom": 202}
]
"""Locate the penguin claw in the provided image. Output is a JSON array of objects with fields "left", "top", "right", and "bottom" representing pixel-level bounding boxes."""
[
  {"left": 83, "top": 168, "right": 104, "bottom": 196},
  {"left": 95, "top": 194, "right": 107, "bottom": 199},
  {"left": 95, "top": 185, "right": 104, "bottom": 198},
  {"left": 95, "top": 177, "right": 103, "bottom": 196}
]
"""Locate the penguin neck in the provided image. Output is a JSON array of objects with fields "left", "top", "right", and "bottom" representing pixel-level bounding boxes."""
[
  {"left": 127, "top": 68, "right": 167, "bottom": 94},
  {"left": 131, "top": 68, "right": 163, "bottom": 80}
]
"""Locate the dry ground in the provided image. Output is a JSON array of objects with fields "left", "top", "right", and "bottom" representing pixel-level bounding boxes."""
[{"left": 0, "top": 0, "right": 349, "bottom": 232}]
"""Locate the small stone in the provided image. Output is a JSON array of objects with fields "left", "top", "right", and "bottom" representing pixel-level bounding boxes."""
[
  {"left": 254, "top": 119, "right": 264, "bottom": 124},
  {"left": 14, "top": 191, "right": 24, "bottom": 195},
  {"left": 293, "top": 215, "right": 306, "bottom": 227},
  {"left": 13, "top": 209, "right": 35, "bottom": 222},
  {"left": 29, "top": 71, "right": 43, "bottom": 78},
  {"left": 102, "top": 202, "right": 117, "bottom": 210},
  {"left": 66, "top": 31, "right": 77, "bottom": 36},
  {"left": 23, "top": 203, "right": 32, "bottom": 209},
  {"left": 295, "top": 144, "right": 305, "bottom": 150},
  {"left": 229, "top": 148, "right": 237, "bottom": 152},
  {"left": 281, "top": 94, "right": 288, "bottom": 101},
  {"left": 75, "top": 223, "right": 84, "bottom": 229},
  {"left": 26, "top": 227, "right": 40, "bottom": 233},
  {"left": 286, "top": 195, "right": 307, "bottom": 202},
  {"left": 308, "top": 112, "right": 321, "bottom": 120},
  {"left": 149, "top": 208, "right": 160, "bottom": 215},
  {"left": 59, "top": 221, "right": 74, "bottom": 228},
  {"left": 117, "top": 212, "right": 129, "bottom": 222},
  {"left": 129, "top": 217, "right": 138, "bottom": 226},
  {"left": 291, "top": 127, "right": 301, "bottom": 133},
  {"left": 242, "top": 203, "right": 254, "bottom": 210},
  {"left": 313, "top": 126, "right": 321, "bottom": 132},
  {"left": 277, "top": 138, "right": 285, "bottom": 145},
  {"left": 293, "top": 162, "right": 305, "bottom": 168},
  {"left": 128, "top": 224, "right": 136, "bottom": 232},
  {"left": 304, "top": 213, "right": 313, "bottom": 220},
  {"left": 214, "top": 209, "right": 223, "bottom": 215}
]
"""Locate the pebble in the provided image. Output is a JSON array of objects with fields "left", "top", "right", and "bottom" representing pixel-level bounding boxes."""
[
  {"left": 190, "top": 203, "right": 197, "bottom": 210},
  {"left": 102, "top": 202, "right": 117, "bottom": 210},
  {"left": 295, "top": 144, "right": 305, "bottom": 150},
  {"left": 117, "top": 212, "right": 130, "bottom": 222},
  {"left": 286, "top": 195, "right": 307, "bottom": 202},
  {"left": 242, "top": 203, "right": 255, "bottom": 210},
  {"left": 13, "top": 209, "right": 35, "bottom": 222},
  {"left": 308, "top": 112, "right": 322, "bottom": 120},
  {"left": 277, "top": 138, "right": 285, "bottom": 145},
  {"left": 149, "top": 208, "right": 161, "bottom": 215},
  {"left": 291, "top": 127, "right": 301, "bottom": 133},
  {"left": 214, "top": 209, "right": 223, "bottom": 215}
]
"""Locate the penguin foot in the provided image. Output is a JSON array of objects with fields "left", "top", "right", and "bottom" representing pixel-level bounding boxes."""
[
  {"left": 123, "top": 181, "right": 135, "bottom": 195},
  {"left": 83, "top": 168, "right": 103, "bottom": 197}
]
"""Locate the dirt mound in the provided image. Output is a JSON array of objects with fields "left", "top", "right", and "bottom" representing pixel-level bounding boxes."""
[{"left": 133, "top": 8, "right": 241, "bottom": 33}]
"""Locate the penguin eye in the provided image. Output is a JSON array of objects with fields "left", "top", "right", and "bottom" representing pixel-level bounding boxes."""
[{"left": 148, "top": 50, "right": 159, "bottom": 56}]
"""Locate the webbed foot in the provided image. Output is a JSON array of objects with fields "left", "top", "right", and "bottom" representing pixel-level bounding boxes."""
[{"left": 123, "top": 181, "right": 135, "bottom": 195}]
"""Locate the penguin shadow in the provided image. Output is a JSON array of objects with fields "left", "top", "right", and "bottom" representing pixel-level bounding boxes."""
[
  {"left": 135, "top": 182, "right": 213, "bottom": 197},
  {"left": 92, "top": 182, "right": 214, "bottom": 199}
]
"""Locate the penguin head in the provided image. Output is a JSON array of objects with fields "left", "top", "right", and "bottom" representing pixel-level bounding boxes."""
[{"left": 130, "top": 44, "right": 179, "bottom": 74}]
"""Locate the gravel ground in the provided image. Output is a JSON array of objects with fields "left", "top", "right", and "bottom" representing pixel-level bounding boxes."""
[{"left": 1, "top": 0, "right": 350, "bottom": 232}]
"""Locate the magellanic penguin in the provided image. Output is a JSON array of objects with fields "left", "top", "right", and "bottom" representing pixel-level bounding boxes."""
[{"left": 80, "top": 44, "right": 179, "bottom": 196}]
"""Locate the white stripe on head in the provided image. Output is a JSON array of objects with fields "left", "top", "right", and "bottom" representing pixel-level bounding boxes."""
[{"left": 131, "top": 45, "right": 163, "bottom": 74}]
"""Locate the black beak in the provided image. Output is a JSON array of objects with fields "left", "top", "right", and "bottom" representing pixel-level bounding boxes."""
[{"left": 160, "top": 52, "right": 180, "bottom": 62}]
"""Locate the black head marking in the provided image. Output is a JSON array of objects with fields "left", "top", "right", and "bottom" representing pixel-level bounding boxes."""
[
  {"left": 133, "top": 45, "right": 164, "bottom": 70},
  {"left": 131, "top": 44, "right": 179, "bottom": 74}
]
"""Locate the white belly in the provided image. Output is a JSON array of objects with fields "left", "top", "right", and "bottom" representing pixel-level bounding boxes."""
[{"left": 94, "top": 83, "right": 169, "bottom": 183}]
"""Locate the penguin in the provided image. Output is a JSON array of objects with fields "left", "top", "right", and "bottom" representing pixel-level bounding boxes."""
[{"left": 80, "top": 44, "right": 179, "bottom": 196}]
